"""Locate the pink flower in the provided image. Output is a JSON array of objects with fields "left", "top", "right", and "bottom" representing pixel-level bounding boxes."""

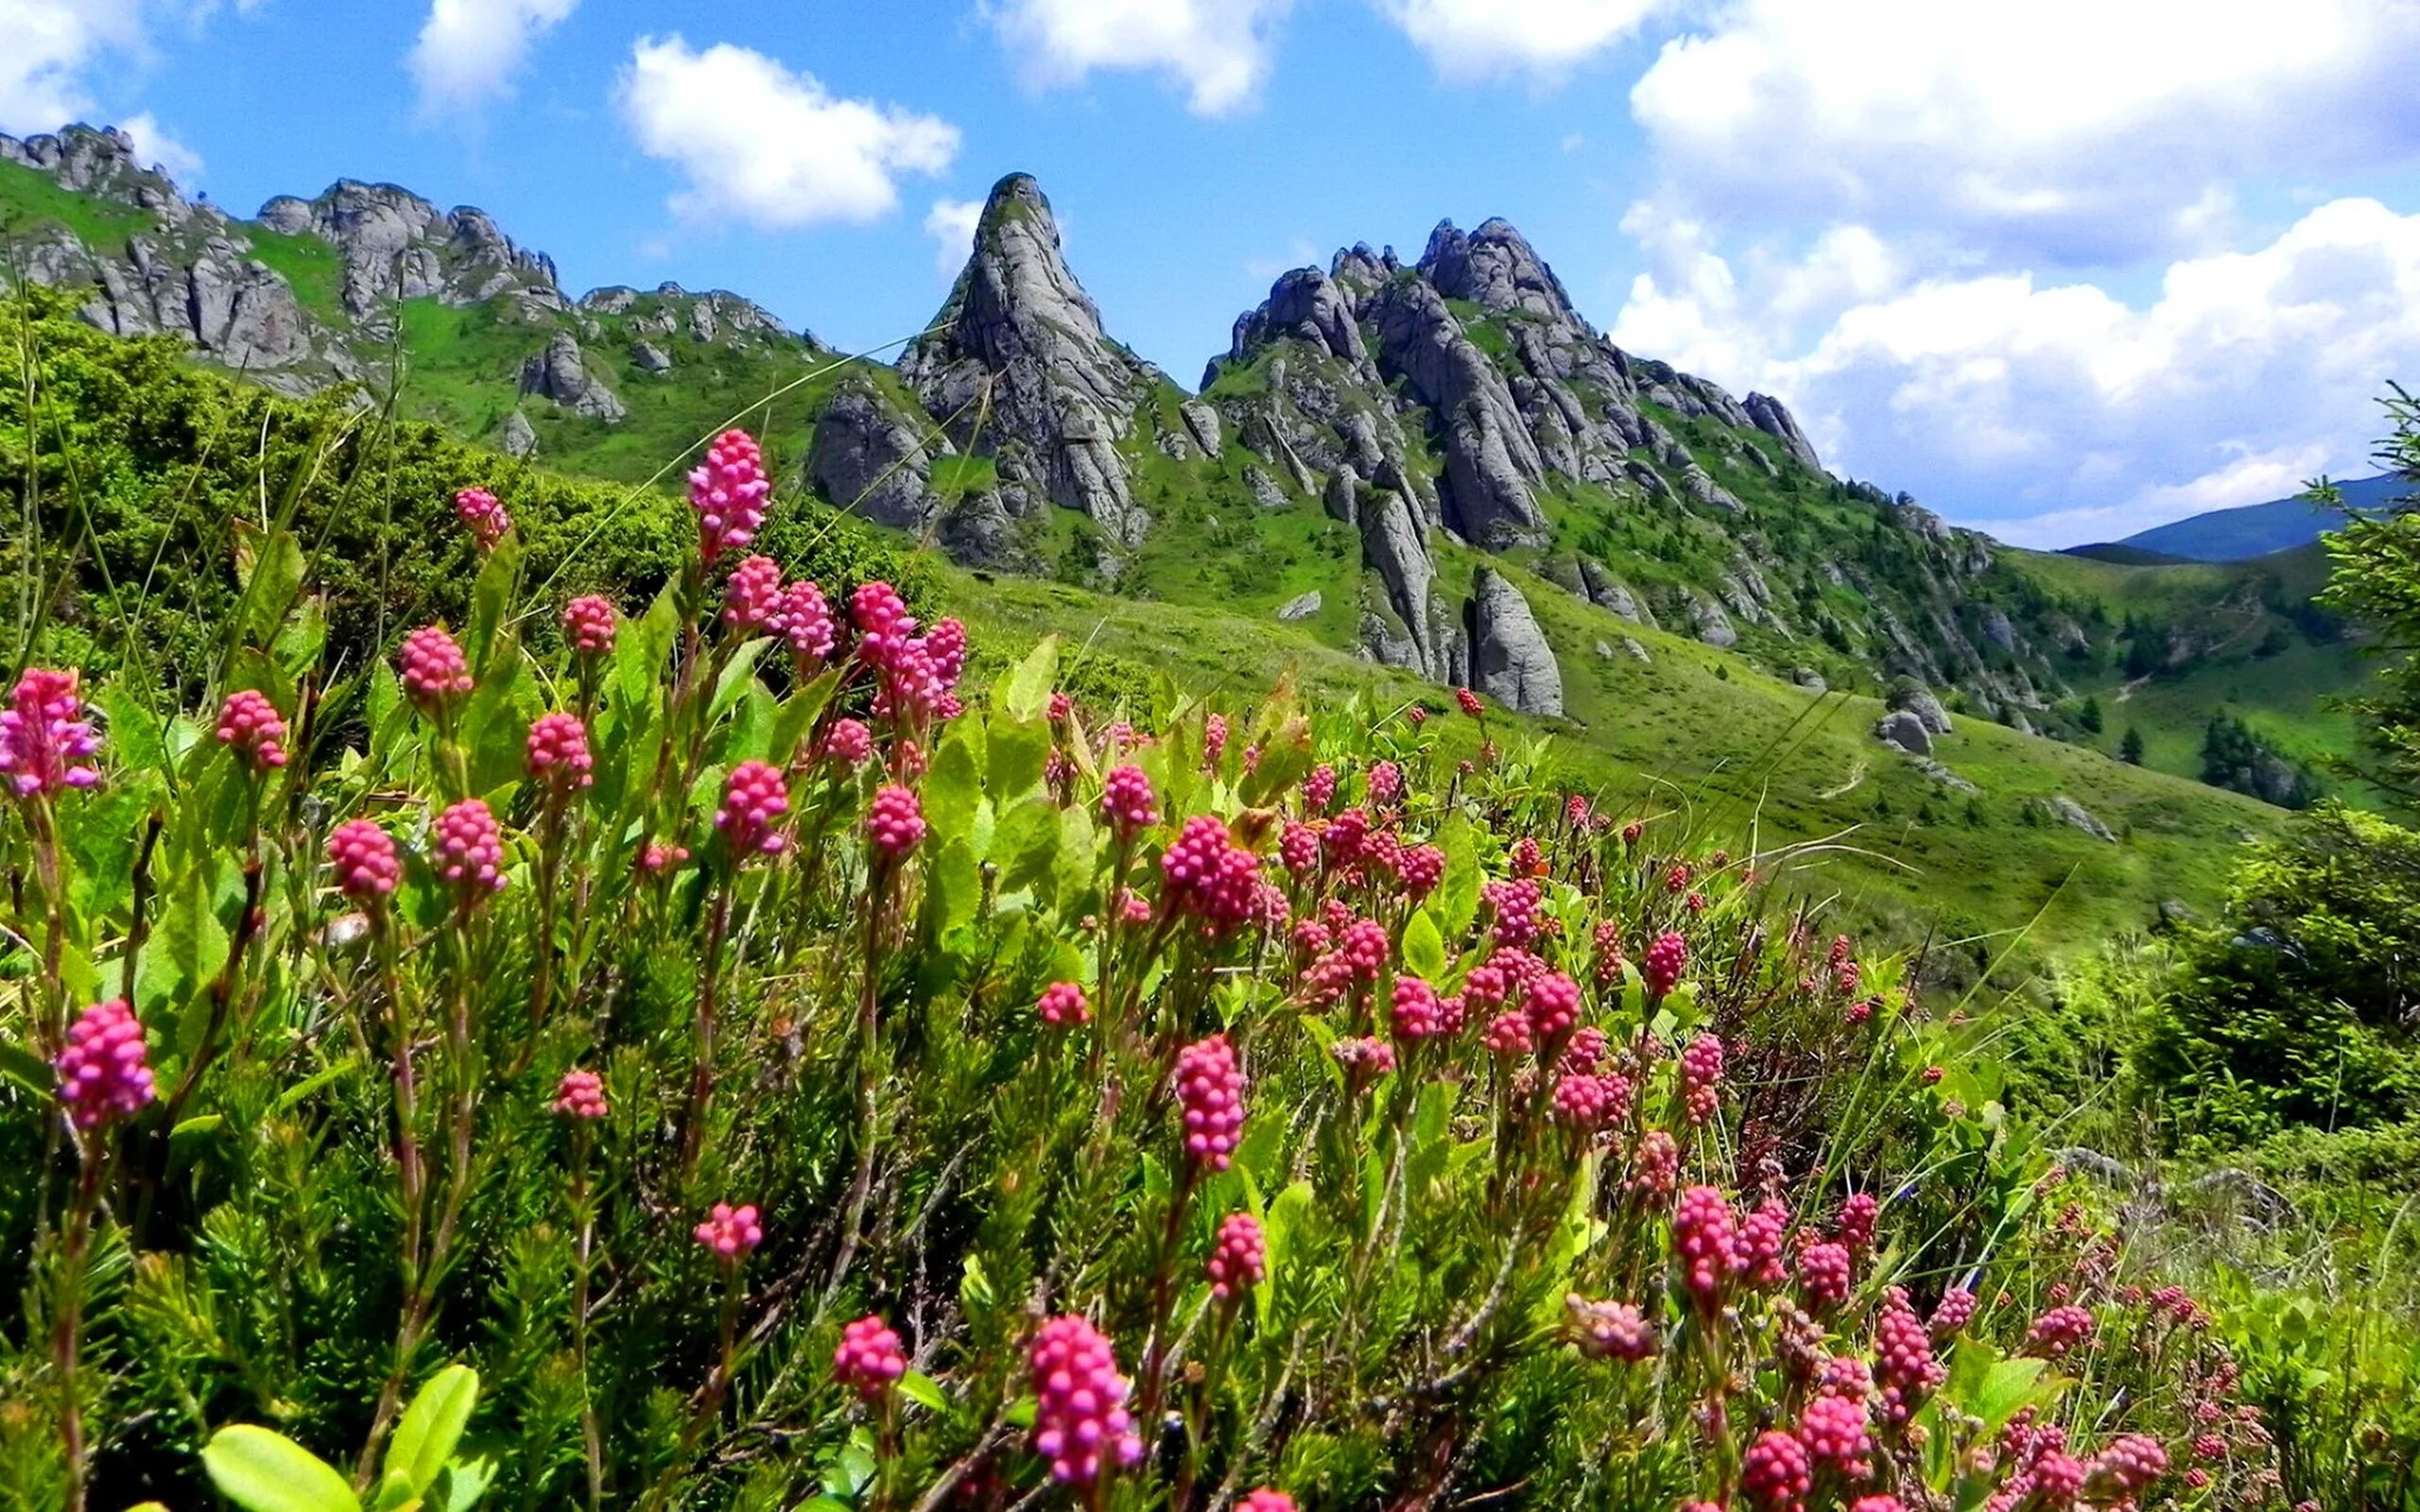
[
  {"left": 55, "top": 999, "right": 155, "bottom": 1129},
  {"left": 327, "top": 818, "right": 401, "bottom": 900},
  {"left": 1160, "top": 815, "right": 1263, "bottom": 934},
  {"left": 1675, "top": 1186, "right": 1739, "bottom": 1309},
  {"left": 1206, "top": 1211, "right": 1266, "bottom": 1299},
  {"left": 711, "top": 761, "right": 789, "bottom": 857},
  {"left": 1630, "top": 1129, "right": 1680, "bottom": 1200},
  {"left": 1835, "top": 1192, "right": 1879, "bottom": 1253},
  {"left": 526, "top": 713, "right": 593, "bottom": 791},
  {"left": 1642, "top": 931, "right": 1688, "bottom": 999},
  {"left": 1391, "top": 975, "right": 1445, "bottom": 1042},
  {"left": 1875, "top": 1287, "right": 1947, "bottom": 1426},
  {"left": 1796, "top": 1241, "right": 1853, "bottom": 1308},
  {"left": 1929, "top": 1286, "right": 1979, "bottom": 1339},
  {"left": 1279, "top": 821, "right": 1322, "bottom": 878},
  {"left": 2, "top": 667, "right": 102, "bottom": 796},
  {"left": 1397, "top": 843, "right": 1444, "bottom": 899},
  {"left": 1680, "top": 1031, "right": 1723, "bottom": 1126},
  {"left": 1482, "top": 877, "right": 1544, "bottom": 948},
  {"left": 1797, "top": 1393, "right": 1874, "bottom": 1481},
  {"left": 1037, "top": 981, "right": 1090, "bottom": 1027},
  {"left": 1566, "top": 1295, "right": 1657, "bottom": 1362},
  {"left": 1100, "top": 764, "right": 1159, "bottom": 835},
  {"left": 563, "top": 595, "right": 618, "bottom": 656},
  {"left": 553, "top": 1069, "right": 608, "bottom": 1119},
  {"left": 1551, "top": 1072, "right": 1631, "bottom": 1131},
  {"left": 453, "top": 486, "right": 510, "bottom": 548},
  {"left": 722, "top": 554, "right": 785, "bottom": 633},
  {"left": 1333, "top": 1035, "right": 1396, "bottom": 1086},
  {"left": 1303, "top": 763, "right": 1338, "bottom": 812},
  {"left": 1737, "top": 1198, "right": 1791, "bottom": 1287},
  {"left": 1456, "top": 687, "right": 1484, "bottom": 717},
  {"left": 398, "top": 626, "right": 474, "bottom": 710},
  {"left": 1175, "top": 1033, "right": 1245, "bottom": 1172},
  {"left": 690, "top": 429, "right": 772, "bottom": 564},
  {"left": 694, "top": 1201, "right": 764, "bottom": 1259},
  {"left": 821, "top": 717, "right": 873, "bottom": 767},
  {"left": 1202, "top": 713, "right": 1229, "bottom": 768},
  {"left": 1238, "top": 1493, "right": 1295, "bottom": 1512},
  {"left": 1368, "top": 760, "right": 1402, "bottom": 807},
  {"left": 867, "top": 783, "right": 925, "bottom": 860},
  {"left": 1741, "top": 1428, "right": 1812, "bottom": 1512},
  {"left": 2024, "top": 1304, "right": 2096, "bottom": 1359},
  {"left": 1047, "top": 691, "right": 1074, "bottom": 722},
  {"left": 1527, "top": 971, "right": 1582, "bottom": 1043},
  {"left": 834, "top": 1314, "right": 908, "bottom": 1399},
  {"left": 1561, "top": 1025, "right": 1608, "bottom": 1074},
  {"left": 775, "top": 579, "right": 837, "bottom": 664},
  {"left": 1028, "top": 1315, "right": 1143, "bottom": 1485},
  {"left": 216, "top": 689, "right": 289, "bottom": 770},
  {"left": 2085, "top": 1435, "right": 2168, "bottom": 1502},
  {"left": 1481, "top": 1008, "right": 1533, "bottom": 1057},
  {"left": 433, "top": 799, "right": 508, "bottom": 896}
]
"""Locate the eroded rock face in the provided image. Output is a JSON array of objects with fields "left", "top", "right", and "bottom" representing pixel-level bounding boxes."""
[
  {"left": 1688, "top": 593, "right": 1738, "bottom": 649},
  {"left": 807, "top": 374, "right": 940, "bottom": 531},
  {"left": 501, "top": 410, "right": 537, "bottom": 457},
  {"left": 264, "top": 180, "right": 560, "bottom": 318},
  {"left": 1466, "top": 567, "right": 1563, "bottom": 717},
  {"left": 1367, "top": 277, "right": 1547, "bottom": 547},
  {"left": 1359, "top": 490, "right": 1455, "bottom": 681},
  {"left": 519, "top": 333, "right": 625, "bottom": 421},
  {"left": 903, "top": 174, "right": 1159, "bottom": 545},
  {"left": 1744, "top": 391, "right": 1824, "bottom": 472}
]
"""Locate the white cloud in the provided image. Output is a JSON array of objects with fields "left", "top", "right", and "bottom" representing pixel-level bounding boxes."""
[
  {"left": 1630, "top": 0, "right": 2420, "bottom": 264},
  {"left": 988, "top": 0, "right": 1293, "bottom": 116},
  {"left": 119, "top": 110, "right": 200, "bottom": 179},
  {"left": 0, "top": 0, "right": 144, "bottom": 134},
  {"left": 1374, "top": 0, "right": 1666, "bottom": 80},
  {"left": 1613, "top": 198, "right": 2420, "bottom": 546},
  {"left": 408, "top": 0, "right": 579, "bottom": 115},
  {"left": 925, "top": 198, "right": 981, "bottom": 277},
  {"left": 618, "top": 37, "right": 959, "bottom": 230}
]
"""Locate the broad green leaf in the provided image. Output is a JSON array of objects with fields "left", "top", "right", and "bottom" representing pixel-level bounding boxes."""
[
  {"left": 706, "top": 638, "right": 772, "bottom": 725},
  {"left": 924, "top": 734, "right": 982, "bottom": 845},
  {"left": 389, "top": 1365, "right": 479, "bottom": 1495},
  {"left": 97, "top": 682, "right": 168, "bottom": 776},
  {"left": 1401, "top": 910, "right": 1445, "bottom": 981},
  {"left": 985, "top": 713, "right": 1050, "bottom": 804},
  {"left": 202, "top": 1425, "right": 359, "bottom": 1512},
  {"left": 140, "top": 861, "right": 233, "bottom": 1053},
  {"left": 995, "top": 634, "right": 1060, "bottom": 722},
  {"left": 463, "top": 533, "right": 523, "bottom": 670},
  {"left": 993, "top": 799, "right": 1060, "bottom": 898},
  {"left": 767, "top": 667, "right": 842, "bottom": 766},
  {"left": 426, "top": 1452, "right": 495, "bottom": 1512},
  {"left": 898, "top": 1371, "right": 948, "bottom": 1414},
  {"left": 1436, "top": 813, "right": 1480, "bottom": 941},
  {"left": 924, "top": 838, "right": 981, "bottom": 940},
  {"left": 232, "top": 525, "right": 309, "bottom": 658}
]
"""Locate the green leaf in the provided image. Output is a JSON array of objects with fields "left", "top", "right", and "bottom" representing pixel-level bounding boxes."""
[
  {"left": 97, "top": 682, "right": 168, "bottom": 775},
  {"left": 389, "top": 1365, "right": 479, "bottom": 1495},
  {"left": 140, "top": 861, "right": 233, "bottom": 1053},
  {"left": 707, "top": 638, "right": 773, "bottom": 725},
  {"left": 1402, "top": 910, "right": 1445, "bottom": 981},
  {"left": 463, "top": 533, "right": 523, "bottom": 670},
  {"left": 0, "top": 1040, "right": 52, "bottom": 1097},
  {"left": 231, "top": 526, "right": 308, "bottom": 658},
  {"left": 924, "top": 733, "right": 983, "bottom": 844},
  {"left": 898, "top": 1371, "right": 948, "bottom": 1414},
  {"left": 993, "top": 799, "right": 1060, "bottom": 899},
  {"left": 986, "top": 713, "right": 1051, "bottom": 804},
  {"left": 768, "top": 667, "right": 842, "bottom": 767},
  {"left": 924, "top": 838, "right": 981, "bottom": 940},
  {"left": 202, "top": 1424, "right": 359, "bottom": 1512},
  {"left": 426, "top": 1453, "right": 495, "bottom": 1512},
  {"left": 995, "top": 634, "right": 1060, "bottom": 722},
  {"left": 1436, "top": 814, "right": 1480, "bottom": 941},
  {"left": 959, "top": 1252, "right": 995, "bottom": 1313}
]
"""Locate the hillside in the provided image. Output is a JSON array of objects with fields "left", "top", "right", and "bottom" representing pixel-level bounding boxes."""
[
  {"left": 0, "top": 123, "right": 2346, "bottom": 957},
  {"left": 2083, "top": 472, "right": 2408, "bottom": 561}
]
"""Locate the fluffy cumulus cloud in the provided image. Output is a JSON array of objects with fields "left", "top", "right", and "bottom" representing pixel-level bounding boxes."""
[
  {"left": 1613, "top": 198, "right": 2420, "bottom": 546},
  {"left": 408, "top": 0, "right": 579, "bottom": 115},
  {"left": 988, "top": 0, "right": 1293, "bottom": 115},
  {"left": 0, "top": 0, "right": 146, "bottom": 134},
  {"left": 925, "top": 198, "right": 982, "bottom": 278},
  {"left": 618, "top": 37, "right": 959, "bottom": 230},
  {"left": 1373, "top": 0, "right": 1666, "bottom": 79},
  {"left": 1629, "top": 0, "right": 2420, "bottom": 265},
  {"left": 119, "top": 110, "right": 201, "bottom": 179}
]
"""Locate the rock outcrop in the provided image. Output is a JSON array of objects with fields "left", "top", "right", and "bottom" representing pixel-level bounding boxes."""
[
  {"left": 1358, "top": 490, "right": 1456, "bottom": 681},
  {"left": 904, "top": 174, "right": 1160, "bottom": 545},
  {"left": 519, "top": 333, "right": 625, "bottom": 421},
  {"left": 1875, "top": 712, "right": 1932, "bottom": 756},
  {"left": 500, "top": 410, "right": 537, "bottom": 457},
  {"left": 1367, "top": 277, "right": 1548, "bottom": 547},
  {"left": 1888, "top": 681, "right": 1955, "bottom": 736},
  {"left": 807, "top": 375, "right": 941, "bottom": 532},
  {"left": 2040, "top": 797, "right": 2118, "bottom": 843},
  {"left": 1466, "top": 568, "right": 1563, "bottom": 717},
  {"left": 1744, "top": 392, "right": 1824, "bottom": 472}
]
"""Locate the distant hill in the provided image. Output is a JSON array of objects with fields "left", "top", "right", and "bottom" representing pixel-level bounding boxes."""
[{"left": 2079, "top": 472, "right": 2408, "bottom": 562}]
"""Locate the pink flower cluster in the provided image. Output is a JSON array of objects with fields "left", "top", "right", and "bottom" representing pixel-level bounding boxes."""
[
  {"left": 328, "top": 818, "right": 401, "bottom": 900},
  {"left": 1551, "top": 1072, "right": 1630, "bottom": 1131},
  {"left": 1742, "top": 1428, "right": 1812, "bottom": 1512},
  {"left": 694, "top": 1201, "right": 764, "bottom": 1259},
  {"left": 1456, "top": 687, "right": 1484, "bottom": 717},
  {"left": 563, "top": 595, "right": 618, "bottom": 655},
  {"left": 1028, "top": 1315, "right": 1143, "bottom": 1485},
  {"left": 56, "top": 999, "right": 156, "bottom": 1129},
  {"left": 853, "top": 582, "right": 962, "bottom": 726},
  {"left": 453, "top": 486, "right": 510, "bottom": 548},
  {"left": 822, "top": 717, "right": 873, "bottom": 767},
  {"left": 1929, "top": 1285, "right": 1979, "bottom": 1339},
  {"left": 1643, "top": 931, "right": 1688, "bottom": 998},
  {"left": 779, "top": 579, "right": 837, "bottom": 664},
  {"left": 2025, "top": 1304, "right": 2097, "bottom": 1359},
  {"left": 1038, "top": 981, "right": 1090, "bottom": 1027},
  {"left": 2085, "top": 1435, "right": 2168, "bottom": 1502},
  {"left": 690, "top": 429, "right": 772, "bottom": 564},
  {"left": 553, "top": 1069, "right": 608, "bottom": 1119},
  {"left": 399, "top": 626, "right": 474, "bottom": 709},
  {"left": 1797, "top": 1393, "right": 1874, "bottom": 1481},
  {"left": 722, "top": 554, "right": 785, "bottom": 632},
  {"left": 216, "top": 689, "right": 289, "bottom": 770},
  {"left": 1680, "top": 1032, "right": 1724, "bottom": 1125},
  {"left": 1206, "top": 1211, "right": 1266, "bottom": 1299},
  {"left": 1566, "top": 1296, "right": 1657, "bottom": 1362},
  {"left": 1796, "top": 1241, "right": 1853, "bottom": 1308},
  {"left": 434, "top": 799, "right": 508, "bottom": 895},
  {"left": 1238, "top": 1493, "right": 1295, "bottom": 1512},
  {"left": 526, "top": 713, "right": 593, "bottom": 790},
  {"left": 867, "top": 783, "right": 925, "bottom": 860},
  {"left": 834, "top": 1314, "right": 908, "bottom": 1399},
  {"left": 3, "top": 668, "right": 102, "bottom": 797},
  {"left": 717, "top": 761, "right": 791, "bottom": 857},
  {"left": 1100, "top": 765, "right": 1159, "bottom": 835},
  {"left": 1675, "top": 1186, "right": 1739, "bottom": 1308},
  {"left": 1160, "top": 816, "right": 1263, "bottom": 933},
  {"left": 1367, "top": 760, "right": 1401, "bottom": 807},
  {"left": 1482, "top": 877, "right": 1544, "bottom": 947},
  {"left": 1175, "top": 1033, "right": 1245, "bottom": 1172},
  {"left": 1835, "top": 1191, "right": 1879, "bottom": 1253},
  {"left": 1874, "top": 1287, "right": 1947, "bottom": 1425},
  {"left": 1303, "top": 763, "right": 1338, "bottom": 811},
  {"left": 1390, "top": 975, "right": 1445, "bottom": 1041},
  {"left": 1737, "top": 1198, "right": 1791, "bottom": 1287},
  {"left": 1527, "top": 971, "right": 1582, "bottom": 1042}
]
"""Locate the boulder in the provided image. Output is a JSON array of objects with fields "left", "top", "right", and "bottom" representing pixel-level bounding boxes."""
[
  {"left": 1466, "top": 567, "right": 1563, "bottom": 716},
  {"left": 1743, "top": 391, "right": 1824, "bottom": 472},
  {"left": 1687, "top": 593, "right": 1738, "bottom": 649},
  {"left": 1793, "top": 667, "right": 1828, "bottom": 694},
  {"left": 1875, "top": 711, "right": 1931, "bottom": 754},
  {"left": 2039, "top": 797, "right": 2118, "bottom": 843},
  {"left": 500, "top": 410, "right": 537, "bottom": 457},
  {"left": 1889, "top": 681, "right": 1955, "bottom": 735},
  {"left": 631, "top": 339, "right": 672, "bottom": 373},
  {"left": 1276, "top": 591, "right": 1322, "bottom": 622},
  {"left": 806, "top": 374, "right": 940, "bottom": 531},
  {"left": 518, "top": 333, "right": 626, "bottom": 421}
]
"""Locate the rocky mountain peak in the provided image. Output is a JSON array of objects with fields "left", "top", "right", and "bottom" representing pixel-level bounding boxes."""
[
  {"left": 258, "top": 179, "right": 560, "bottom": 318},
  {"left": 1419, "top": 216, "right": 1584, "bottom": 330},
  {"left": 3, "top": 124, "right": 199, "bottom": 224},
  {"left": 901, "top": 171, "right": 1161, "bottom": 544}
]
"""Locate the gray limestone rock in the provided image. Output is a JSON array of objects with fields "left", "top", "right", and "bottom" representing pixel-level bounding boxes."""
[
  {"left": 1875, "top": 711, "right": 1932, "bottom": 756},
  {"left": 1687, "top": 593, "right": 1738, "bottom": 649},
  {"left": 1743, "top": 391, "right": 1824, "bottom": 472},
  {"left": 807, "top": 373, "right": 941, "bottom": 531},
  {"left": 1579, "top": 558, "right": 1657, "bottom": 628},
  {"left": 501, "top": 410, "right": 538, "bottom": 457},
  {"left": 1466, "top": 567, "right": 1563, "bottom": 716},
  {"left": 1358, "top": 490, "right": 1453, "bottom": 681},
  {"left": 1366, "top": 277, "right": 1547, "bottom": 548},
  {"left": 1888, "top": 682, "right": 1955, "bottom": 735},
  {"left": 2039, "top": 797, "right": 2118, "bottom": 843},
  {"left": 1793, "top": 668, "right": 1828, "bottom": 694},
  {"left": 1277, "top": 591, "right": 1322, "bottom": 623},
  {"left": 631, "top": 340, "right": 672, "bottom": 373},
  {"left": 519, "top": 333, "right": 626, "bottom": 421},
  {"left": 1179, "top": 400, "right": 1223, "bottom": 459}
]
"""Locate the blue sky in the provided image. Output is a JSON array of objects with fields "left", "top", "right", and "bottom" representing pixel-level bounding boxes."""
[{"left": 12, "top": 0, "right": 2420, "bottom": 548}]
